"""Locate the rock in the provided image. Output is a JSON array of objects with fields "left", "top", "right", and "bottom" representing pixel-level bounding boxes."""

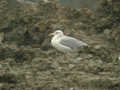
[
  {"left": 94, "top": 45, "right": 101, "bottom": 50},
  {"left": 104, "top": 29, "right": 111, "bottom": 35},
  {"left": 69, "top": 64, "right": 75, "bottom": 69}
]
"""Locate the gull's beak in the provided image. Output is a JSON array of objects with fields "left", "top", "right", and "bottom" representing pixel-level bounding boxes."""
[{"left": 49, "top": 32, "right": 54, "bottom": 37}]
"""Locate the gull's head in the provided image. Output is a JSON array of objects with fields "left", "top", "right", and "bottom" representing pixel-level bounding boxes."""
[{"left": 49, "top": 30, "right": 64, "bottom": 37}]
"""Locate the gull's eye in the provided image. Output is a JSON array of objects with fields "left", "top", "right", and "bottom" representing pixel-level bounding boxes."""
[{"left": 55, "top": 32, "right": 60, "bottom": 34}]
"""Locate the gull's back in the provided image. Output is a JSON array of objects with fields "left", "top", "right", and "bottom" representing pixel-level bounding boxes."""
[{"left": 59, "top": 35, "right": 88, "bottom": 52}]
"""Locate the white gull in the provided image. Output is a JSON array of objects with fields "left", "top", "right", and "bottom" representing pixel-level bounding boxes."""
[{"left": 50, "top": 30, "right": 88, "bottom": 53}]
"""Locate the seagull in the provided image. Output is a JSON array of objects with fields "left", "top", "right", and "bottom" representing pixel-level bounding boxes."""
[{"left": 49, "top": 30, "right": 88, "bottom": 53}]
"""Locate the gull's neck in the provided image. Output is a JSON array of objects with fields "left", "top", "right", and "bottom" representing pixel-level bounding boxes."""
[
  {"left": 55, "top": 34, "right": 64, "bottom": 38},
  {"left": 52, "top": 34, "right": 64, "bottom": 42}
]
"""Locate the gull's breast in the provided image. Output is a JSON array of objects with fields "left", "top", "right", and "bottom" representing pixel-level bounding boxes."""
[{"left": 51, "top": 36, "right": 72, "bottom": 52}]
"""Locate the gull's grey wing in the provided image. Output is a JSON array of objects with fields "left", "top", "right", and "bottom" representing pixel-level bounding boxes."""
[{"left": 60, "top": 36, "right": 88, "bottom": 50}]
